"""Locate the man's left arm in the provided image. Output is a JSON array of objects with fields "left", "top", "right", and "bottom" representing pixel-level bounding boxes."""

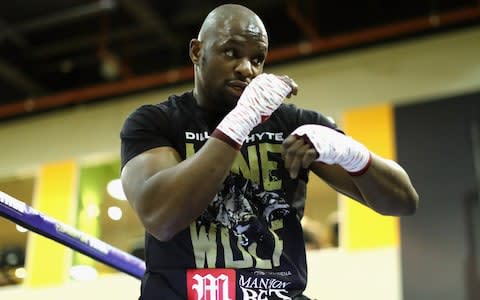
[
  {"left": 282, "top": 125, "right": 419, "bottom": 216},
  {"left": 310, "top": 154, "right": 418, "bottom": 216}
]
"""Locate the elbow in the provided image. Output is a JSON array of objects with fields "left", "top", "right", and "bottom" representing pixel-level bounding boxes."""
[
  {"left": 131, "top": 192, "right": 185, "bottom": 241},
  {"left": 140, "top": 211, "right": 182, "bottom": 242},
  {"left": 402, "top": 190, "right": 419, "bottom": 216},
  {"left": 148, "top": 226, "right": 178, "bottom": 242},
  {"left": 132, "top": 200, "right": 182, "bottom": 242},
  {"left": 379, "top": 190, "right": 419, "bottom": 216}
]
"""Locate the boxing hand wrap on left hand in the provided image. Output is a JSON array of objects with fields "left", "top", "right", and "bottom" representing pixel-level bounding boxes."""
[{"left": 291, "top": 124, "right": 372, "bottom": 176}]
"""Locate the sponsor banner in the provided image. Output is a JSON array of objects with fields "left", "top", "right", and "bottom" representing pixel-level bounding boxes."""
[
  {"left": 187, "top": 268, "right": 294, "bottom": 300},
  {"left": 187, "top": 268, "right": 236, "bottom": 300},
  {"left": 238, "top": 272, "right": 291, "bottom": 300}
]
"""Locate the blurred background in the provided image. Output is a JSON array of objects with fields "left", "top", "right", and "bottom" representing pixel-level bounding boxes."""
[
  {"left": 1, "top": 0, "right": 479, "bottom": 120},
  {"left": 0, "top": 1, "right": 479, "bottom": 299}
]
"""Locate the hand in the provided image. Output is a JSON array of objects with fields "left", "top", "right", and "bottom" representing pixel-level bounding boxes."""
[
  {"left": 282, "top": 134, "right": 318, "bottom": 179},
  {"left": 277, "top": 75, "right": 298, "bottom": 98},
  {"left": 237, "top": 73, "right": 297, "bottom": 122},
  {"left": 287, "top": 125, "right": 372, "bottom": 176},
  {"left": 212, "top": 73, "right": 298, "bottom": 148}
]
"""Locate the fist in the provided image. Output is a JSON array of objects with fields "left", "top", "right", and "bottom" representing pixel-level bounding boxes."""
[
  {"left": 282, "top": 134, "right": 318, "bottom": 179},
  {"left": 238, "top": 73, "right": 298, "bottom": 122}
]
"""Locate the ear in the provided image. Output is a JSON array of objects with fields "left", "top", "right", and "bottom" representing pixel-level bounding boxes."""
[{"left": 189, "top": 39, "right": 202, "bottom": 65}]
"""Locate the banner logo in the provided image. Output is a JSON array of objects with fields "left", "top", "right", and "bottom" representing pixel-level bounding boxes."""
[
  {"left": 239, "top": 274, "right": 291, "bottom": 300},
  {"left": 187, "top": 269, "right": 236, "bottom": 300}
]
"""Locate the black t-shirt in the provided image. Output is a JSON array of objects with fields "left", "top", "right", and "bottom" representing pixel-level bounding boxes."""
[{"left": 120, "top": 91, "right": 338, "bottom": 300}]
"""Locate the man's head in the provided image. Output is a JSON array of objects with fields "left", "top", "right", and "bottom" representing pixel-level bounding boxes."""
[{"left": 189, "top": 4, "right": 268, "bottom": 111}]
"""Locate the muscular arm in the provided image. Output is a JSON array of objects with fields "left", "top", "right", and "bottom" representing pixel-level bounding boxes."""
[
  {"left": 310, "top": 153, "right": 419, "bottom": 216},
  {"left": 282, "top": 132, "right": 418, "bottom": 216},
  {"left": 121, "top": 74, "right": 295, "bottom": 241},
  {"left": 121, "top": 138, "right": 238, "bottom": 241}
]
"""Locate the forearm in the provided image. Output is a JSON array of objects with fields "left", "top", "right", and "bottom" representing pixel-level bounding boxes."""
[
  {"left": 351, "top": 153, "right": 419, "bottom": 216},
  {"left": 286, "top": 124, "right": 419, "bottom": 216}
]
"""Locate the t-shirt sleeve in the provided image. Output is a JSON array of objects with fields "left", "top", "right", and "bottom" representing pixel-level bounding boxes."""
[{"left": 120, "top": 104, "right": 173, "bottom": 169}]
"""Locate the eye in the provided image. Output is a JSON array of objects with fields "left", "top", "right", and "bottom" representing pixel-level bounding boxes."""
[
  {"left": 225, "top": 49, "right": 236, "bottom": 58},
  {"left": 251, "top": 56, "right": 265, "bottom": 66}
]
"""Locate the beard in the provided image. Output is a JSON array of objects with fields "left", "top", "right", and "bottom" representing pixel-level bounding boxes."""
[{"left": 208, "top": 85, "right": 240, "bottom": 113}]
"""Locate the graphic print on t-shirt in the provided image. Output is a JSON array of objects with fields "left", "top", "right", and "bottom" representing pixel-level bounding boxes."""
[
  {"left": 186, "top": 130, "right": 295, "bottom": 270},
  {"left": 200, "top": 173, "right": 290, "bottom": 249}
]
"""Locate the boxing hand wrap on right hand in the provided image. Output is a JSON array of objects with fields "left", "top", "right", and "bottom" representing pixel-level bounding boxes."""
[
  {"left": 291, "top": 124, "right": 372, "bottom": 176},
  {"left": 212, "top": 73, "right": 292, "bottom": 149}
]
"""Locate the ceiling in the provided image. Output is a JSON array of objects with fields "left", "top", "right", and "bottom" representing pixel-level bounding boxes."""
[{"left": 0, "top": 0, "right": 479, "bottom": 122}]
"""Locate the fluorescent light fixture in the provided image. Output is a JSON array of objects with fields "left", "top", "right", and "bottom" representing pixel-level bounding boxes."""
[{"left": 107, "top": 178, "right": 127, "bottom": 201}]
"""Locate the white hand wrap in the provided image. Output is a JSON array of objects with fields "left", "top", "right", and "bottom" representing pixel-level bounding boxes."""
[
  {"left": 212, "top": 73, "right": 292, "bottom": 149},
  {"left": 291, "top": 124, "right": 372, "bottom": 175}
]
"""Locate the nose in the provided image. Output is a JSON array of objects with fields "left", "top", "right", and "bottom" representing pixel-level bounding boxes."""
[{"left": 234, "top": 58, "right": 254, "bottom": 78}]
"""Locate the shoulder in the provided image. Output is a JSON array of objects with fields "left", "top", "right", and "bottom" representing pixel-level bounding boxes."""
[
  {"left": 120, "top": 92, "right": 193, "bottom": 168},
  {"left": 123, "top": 91, "right": 194, "bottom": 126},
  {"left": 133, "top": 91, "right": 193, "bottom": 114}
]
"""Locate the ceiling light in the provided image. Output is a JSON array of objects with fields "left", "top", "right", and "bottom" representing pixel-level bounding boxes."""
[
  {"left": 99, "top": 55, "right": 120, "bottom": 80},
  {"left": 107, "top": 178, "right": 127, "bottom": 201},
  {"left": 107, "top": 206, "right": 122, "bottom": 221},
  {"left": 15, "top": 267, "right": 26, "bottom": 279}
]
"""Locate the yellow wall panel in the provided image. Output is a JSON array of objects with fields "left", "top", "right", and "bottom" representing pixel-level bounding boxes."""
[
  {"left": 25, "top": 160, "right": 78, "bottom": 287},
  {"left": 341, "top": 104, "right": 399, "bottom": 250}
]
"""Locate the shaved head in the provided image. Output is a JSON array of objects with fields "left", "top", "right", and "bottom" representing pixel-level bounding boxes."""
[
  {"left": 198, "top": 4, "right": 268, "bottom": 44},
  {"left": 190, "top": 4, "right": 269, "bottom": 111}
]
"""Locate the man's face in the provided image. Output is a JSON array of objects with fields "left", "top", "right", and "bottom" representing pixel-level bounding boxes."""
[{"left": 196, "top": 18, "right": 268, "bottom": 110}]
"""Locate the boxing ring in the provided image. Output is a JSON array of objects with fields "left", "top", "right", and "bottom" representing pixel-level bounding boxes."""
[{"left": 0, "top": 190, "right": 145, "bottom": 280}]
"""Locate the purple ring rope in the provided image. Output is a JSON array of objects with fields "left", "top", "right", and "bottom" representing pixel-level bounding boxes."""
[{"left": 0, "top": 191, "right": 145, "bottom": 279}]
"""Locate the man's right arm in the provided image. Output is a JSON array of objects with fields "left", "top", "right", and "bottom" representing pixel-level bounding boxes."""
[
  {"left": 121, "top": 139, "right": 239, "bottom": 241},
  {"left": 122, "top": 73, "right": 295, "bottom": 241}
]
